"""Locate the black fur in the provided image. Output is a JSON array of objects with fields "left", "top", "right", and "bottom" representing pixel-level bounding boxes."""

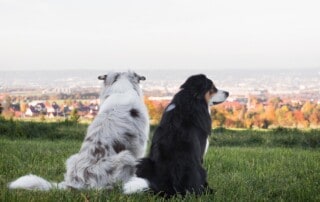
[
  {"left": 136, "top": 74, "right": 215, "bottom": 197},
  {"left": 130, "top": 108, "right": 140, "bottom": 118}
]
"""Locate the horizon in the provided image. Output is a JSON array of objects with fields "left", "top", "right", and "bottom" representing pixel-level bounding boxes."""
[{"left": 1, "top": 68, "right": 319, "bottom": 99}]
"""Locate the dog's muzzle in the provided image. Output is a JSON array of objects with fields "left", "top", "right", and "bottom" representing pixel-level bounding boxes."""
[{"left": 210, "top": 90, "right": 229, "bottom": 105}]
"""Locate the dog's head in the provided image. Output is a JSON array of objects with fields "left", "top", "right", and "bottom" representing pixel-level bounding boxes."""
[
  {"left": 98, "top": 71, "right": 146, "bottom": 104},
  {"left": 180, "top": 74, "right": 229, "bottom": 105}
]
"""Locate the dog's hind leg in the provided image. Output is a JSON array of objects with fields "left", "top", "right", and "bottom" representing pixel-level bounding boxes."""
[{"left": 111, "top": 150, "right": 137, "bottom": 183}]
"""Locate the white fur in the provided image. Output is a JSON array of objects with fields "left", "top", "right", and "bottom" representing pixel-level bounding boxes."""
[
  {"left": 165, "top": 104, "right": 176, "bottom": 112},
  {"left": 210, "top": 90, "right": 229, "bottom": 105},
  {"left": 123, "top": 176, "right": 150, "bottom": 194},
  {"left": 8, "top": 174, "right": 53, "bottom": 191},
  {"left": 204, "top": 138, "right": 209, "bottom": 156},
  {"left": 8, "top": 71, "right": 149, "bottom": 190}
]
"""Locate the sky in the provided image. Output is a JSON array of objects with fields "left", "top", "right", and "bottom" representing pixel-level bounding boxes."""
[{"left": 0, "top": 0, "right": 320, "bottom": 71}]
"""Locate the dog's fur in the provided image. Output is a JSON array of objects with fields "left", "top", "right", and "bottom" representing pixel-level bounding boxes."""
[
  {"left": 9, "top": 71, "right": 149, "bottom": 190},
  {"left": 124, "top": 74, "right": 228, "bottom": 197}
]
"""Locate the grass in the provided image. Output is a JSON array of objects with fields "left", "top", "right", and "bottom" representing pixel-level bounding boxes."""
[
  {"left": 211, "top": 127, "right": 320, "bottom": 148},
  {"left": 206, "top": 147, "right": 320, "bottom": 201},
  {"left": 0, "top": 119, "right": 320, "bottom": 201},
  {"left": 0, "top": 117, "right": 88, "bottom": 140}
]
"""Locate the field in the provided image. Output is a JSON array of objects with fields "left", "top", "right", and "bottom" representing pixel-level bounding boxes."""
[{"left": 1, "top": 118, "right": 320, "bottom": 201}]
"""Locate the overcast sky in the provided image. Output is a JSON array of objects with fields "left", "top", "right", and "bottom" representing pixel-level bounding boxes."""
[{"left": 0, "top": 0, "right": 320, "bottom": 71}]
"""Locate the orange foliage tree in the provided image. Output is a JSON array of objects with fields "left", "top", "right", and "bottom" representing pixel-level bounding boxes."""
[{"left": 142, "top": 96, "right": 320, "bottom": 129}]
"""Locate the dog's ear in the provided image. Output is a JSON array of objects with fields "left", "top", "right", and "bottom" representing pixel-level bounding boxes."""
[
  {"left": 180, "top": 74, "right": 206, "bottom": 89},
  {"left": 98, "top": 75, "right": 107, "bottom": 80},
  {"left": 139, "top": 75, "right": 146, "bottom": 81},
  {"left": 133, "top": 72, "right": 146, "bottom": 82},
  {"left": 180, "top": 74, "right": 217, "bottom": 100}
]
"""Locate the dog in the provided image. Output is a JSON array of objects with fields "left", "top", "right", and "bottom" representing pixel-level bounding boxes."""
[
  {"left": 124, "top": 74, "right": 229, "bottom": 197},
  {"left": 9, "top": 71, "right": 149, "bottom": 190}
]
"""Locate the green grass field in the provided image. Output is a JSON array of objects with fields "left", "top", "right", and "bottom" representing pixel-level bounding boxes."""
[{"left": 1, "top": 119, "right": 320, "bottom": 201}]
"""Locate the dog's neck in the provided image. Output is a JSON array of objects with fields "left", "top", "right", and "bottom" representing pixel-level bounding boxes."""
[{"left": 99, "top": 79, "right": 143, "bottom": 106}]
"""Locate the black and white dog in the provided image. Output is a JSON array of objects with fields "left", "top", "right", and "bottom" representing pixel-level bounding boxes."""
[
  {"left": 9, "top": 71, "right": 149, "bottom": 190},
  {"left": 124, "top": 74, "right": 228, "bottom": 197}
]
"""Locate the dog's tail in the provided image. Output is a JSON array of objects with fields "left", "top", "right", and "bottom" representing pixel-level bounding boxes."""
[{"left": 8, "top": 174, "right": 66, "bottom": 191}]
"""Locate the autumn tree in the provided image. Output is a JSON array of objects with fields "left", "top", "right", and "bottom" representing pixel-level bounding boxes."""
[
  {"left": 144, "top": 97, "right": 166, "bottom": 124},
  {"left": 269, "top": 97, "right": 282, "bottom": 108},
  {"left": 211, "top": 107, "right": 226, "bottom": 127},
  {"left": 2, "top": 95, "right": 12, "bottom": 111},
  {"left": 70, "top": 108, "right": 80, "bottom": 123},
  {"left": 301, "top": 101, "right": 315, "bottom": 117},
  {"left": 235, "top": 105, "right": 246, "bottom": 128},
  {"left": 293, "top": 110, "right": 306, "bottom": 127},
  {"left": 263, "top": 104, "right": 276, "bottom": 127},
  {"left": 20, "top": 101, "right": 28, "bottom": 115},
  {"left": 309, "top": 107, "right": 320, "bottom": 126}
]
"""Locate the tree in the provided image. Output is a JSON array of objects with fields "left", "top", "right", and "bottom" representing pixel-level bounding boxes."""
[
  {"left": 284, "top": 111, "right": 294, "bottom": 127},
  {"left": 309, "top": 110, "right": 320, "bottom": 126},
  {"left": 301, "top": 101, "right": 314, "bottom": 117},
  {"left": 294, "top": 111, "right": 305, "bottom": 126},
  {"left": 20, "top": 101, "right": 28, "bottom": 114},
  {"left": 144, "top": 97, "right": 161, "bottom": 124},
  {"left": 3, "top": 95, "right": 12, "bottom": 111},
  {"left": 261, "top": 119, "right": 272, "bottom": 129},
  {"left": 70, "top": 108, "right": 80, "bottom": 123},
  {"left": 212, "top": 111, "right": 226, "bottom": 127},
  {"left": 269, "top": 97, "right": 282, "bottom": 108},
  {"left": 276, "top": 105, "right": 289, "bottom": 126}
]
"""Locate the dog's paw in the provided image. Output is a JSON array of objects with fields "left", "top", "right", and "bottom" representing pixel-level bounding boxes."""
[{"left": 123, "top": 177, "right": 149, "bottom": 194}]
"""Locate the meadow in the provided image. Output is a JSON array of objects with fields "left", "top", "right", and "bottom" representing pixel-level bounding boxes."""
[{"left": 0, "top": 118, "right": 320, "bottom": 201}]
